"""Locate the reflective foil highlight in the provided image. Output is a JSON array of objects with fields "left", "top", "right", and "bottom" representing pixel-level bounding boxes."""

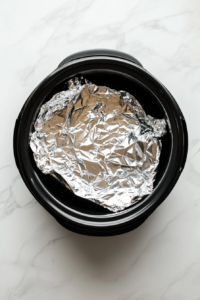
[{"left": 30, "top": 77, "right": 166, "bottom": 212}]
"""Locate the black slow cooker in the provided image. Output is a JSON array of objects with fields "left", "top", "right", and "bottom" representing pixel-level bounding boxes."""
[{"left": 14, "top": 49, "right": 188, "bottom": 236}]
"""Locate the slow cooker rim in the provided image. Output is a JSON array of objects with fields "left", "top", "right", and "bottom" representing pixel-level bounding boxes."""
[{"left": 14, "top": 56, "right": 188, "bottom": 230}]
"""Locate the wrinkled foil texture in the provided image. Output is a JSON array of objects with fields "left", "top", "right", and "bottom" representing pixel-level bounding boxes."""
[{"left": 30, "top": 77, "right": 166, "bottom": 212}]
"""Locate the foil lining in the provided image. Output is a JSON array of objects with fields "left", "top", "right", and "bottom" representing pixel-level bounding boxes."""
[{"left": 30, "top": 76, "right": 166, "bottom": 212}]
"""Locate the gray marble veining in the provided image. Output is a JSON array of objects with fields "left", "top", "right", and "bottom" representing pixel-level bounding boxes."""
[{"left": 0, "top": 0, "right": 200, "bottom": 299}]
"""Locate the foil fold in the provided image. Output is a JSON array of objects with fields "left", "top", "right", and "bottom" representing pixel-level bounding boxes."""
[{"left": 30, "top": 76, "right": 166, "bottom": 212}]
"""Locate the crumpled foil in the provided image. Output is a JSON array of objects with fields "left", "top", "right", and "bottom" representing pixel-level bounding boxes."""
[{"left": 30, "top": 76, "right": 166, "bottom": 212}]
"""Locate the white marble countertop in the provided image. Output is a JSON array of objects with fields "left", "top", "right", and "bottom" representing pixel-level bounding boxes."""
[{"left": 1, "top": 0, "right": 200, "bottom": 299}]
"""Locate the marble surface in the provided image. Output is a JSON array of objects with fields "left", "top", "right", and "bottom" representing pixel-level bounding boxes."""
[{"left": 0, "top": 0, "right": 200, "bottom": 299}]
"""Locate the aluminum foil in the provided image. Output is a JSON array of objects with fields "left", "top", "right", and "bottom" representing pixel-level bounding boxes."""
[{"left": 30, "top": 76, "right": 166, "bottom": 212}]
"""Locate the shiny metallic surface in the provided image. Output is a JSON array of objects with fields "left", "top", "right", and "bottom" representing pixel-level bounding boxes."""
[{"left": 30, "top": 77, "right": 166, "bottom": 212}]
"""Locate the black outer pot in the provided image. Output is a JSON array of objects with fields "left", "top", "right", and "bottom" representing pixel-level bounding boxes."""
[{"left": 14, "top": 49, "right": 188, "bottom": 236}]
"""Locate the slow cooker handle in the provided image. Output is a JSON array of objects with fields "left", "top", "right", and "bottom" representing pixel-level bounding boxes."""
[{"left": 58, "top": 49, "right": 143, "bottom": 69}]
